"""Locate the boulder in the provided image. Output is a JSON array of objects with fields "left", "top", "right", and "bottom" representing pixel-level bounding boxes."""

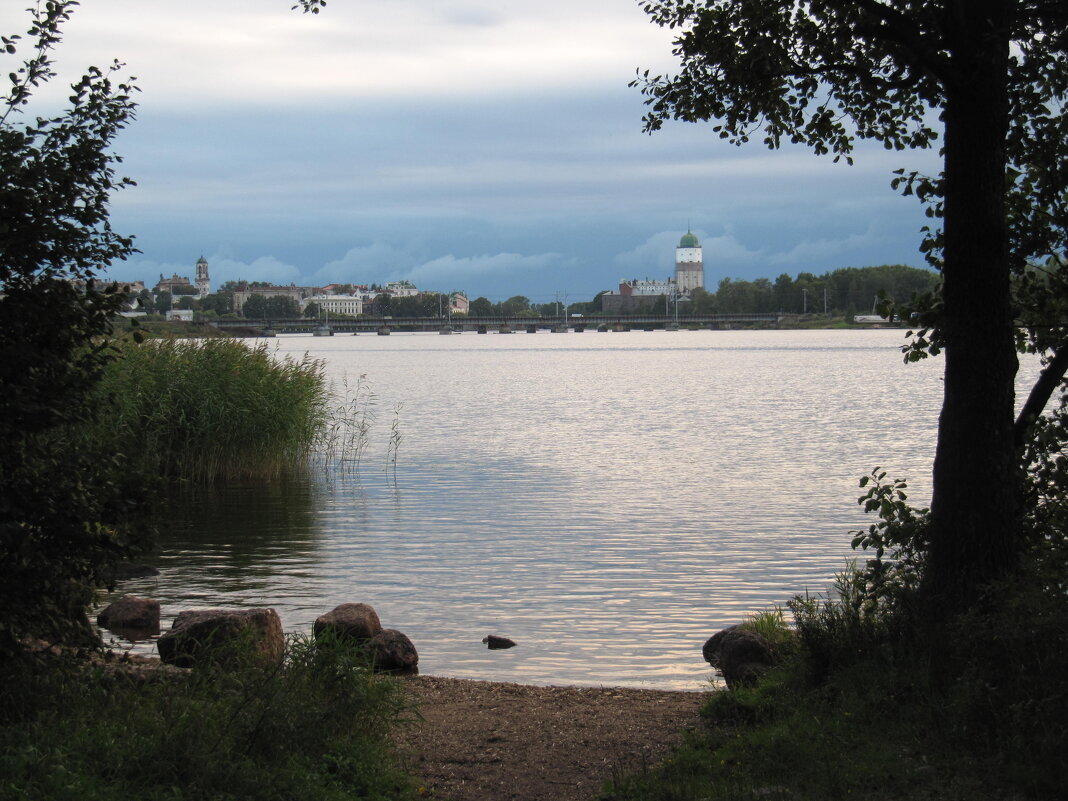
[
  {"left": 157, "top": 608, "right": 284, "bottom": 668},
  {"left": 97, "top": 596, "right": 161, "bottom": 634},
  {"left": 482, "top": 635, "right": 517, "bottom": 650},
  {"left": 701, "top": 624, "right": 742, "bottom": 668},
  {"left": 369, "top": 629, "right": 419, "bottom": 674},
  {"left": 313, "top": 603, "right": 382, "bottom": 643},
  {"left": 703, "top": 625, "right": 777, "bottom": 689}
]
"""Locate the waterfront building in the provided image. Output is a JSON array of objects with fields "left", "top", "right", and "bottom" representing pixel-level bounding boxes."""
[
  {"left": 303, "top": 294, "right": 364, "bottom": 316},
  {"left": 600, "top": 228, "right": 703, "bottom": 313}
]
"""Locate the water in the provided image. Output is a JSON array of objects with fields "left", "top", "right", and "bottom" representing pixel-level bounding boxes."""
[{"left": 108, "top": 329, "right": 1022, "bottom": 690}]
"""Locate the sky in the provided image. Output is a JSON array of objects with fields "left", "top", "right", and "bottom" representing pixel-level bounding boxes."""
[{"left": 5, "top": 0, "right": 941, "bottom": 304}]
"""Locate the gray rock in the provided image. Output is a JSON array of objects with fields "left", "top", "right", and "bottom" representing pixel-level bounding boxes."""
[
  {"left": 313, "top": 603, "right": 382, "bottom": 643},
  {"left": 157, "top": 608, "right": 284, "bottom": 668},
  {"left": 97, "top": 596, "right": 161, "bottom": 634},
  {"left": 482, "top": 635, "right": 517, "bottom": 650},
  {"left": 369, "top": 629, "right": 419, "bottom": 674}
]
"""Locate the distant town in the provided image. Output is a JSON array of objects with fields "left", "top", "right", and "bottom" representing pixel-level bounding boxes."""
[{"left": 105, "top": 233, "right": 937, "bottom": 323}]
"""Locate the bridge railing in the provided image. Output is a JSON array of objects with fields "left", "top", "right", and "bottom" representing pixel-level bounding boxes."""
[{"left": 211, "top": 312, "right": 789, "bottom": 330}]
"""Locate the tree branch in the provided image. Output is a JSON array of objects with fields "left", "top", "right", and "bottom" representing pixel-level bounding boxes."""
[
  {"left": 851, "top": 0, "right": 955, "bottom": 83},
  {"left": 1015, "top": 343, "right": 1068, "bottom": 449}
]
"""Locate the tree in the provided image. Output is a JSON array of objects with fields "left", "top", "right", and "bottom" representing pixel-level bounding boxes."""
[
  {"left": 497, "top": 296, "right": 529, "bottom": 316},
  {"left": 469, "top": 296, "right": 494, "bottom": 316},
  {"left": 1, "top": 2, "right": 147, "bottom": 654},
  {"left": 199, "top": 292, "right": 234, "bottom": 316},
  {"left": 371, "top": 293, "right": 391, "bottom": 316},
  {"left": 634, "top": 1, "right": 1068, "bottom": 611},
  {"left": 241, "top": 294, "right": 299, "bottom": 319},
  {"left": 136, "top": 288, "right": 156, "bottom": 313}
]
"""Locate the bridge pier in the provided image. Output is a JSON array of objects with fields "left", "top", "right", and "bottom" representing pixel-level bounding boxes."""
[
  {"left": 377, "top": 326, "right": 390, "bottom": 336},
  {"left": 438, "top": 325, "right": 452, "bottom": 335},
  {"left": 526, "top": 324, "right": 537, "bottom": 334},
  {"left": 499, "top": 324, "right": 514, "bottom": 334},
  {"left": 477, "top": 325, "right": 487, "bottom": 334}
]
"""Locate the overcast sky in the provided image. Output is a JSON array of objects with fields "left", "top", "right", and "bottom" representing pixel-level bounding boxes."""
[{"left": 7, "top": 0, "right": 940, "bottom": 303}]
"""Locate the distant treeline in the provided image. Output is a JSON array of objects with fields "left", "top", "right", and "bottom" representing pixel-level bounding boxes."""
[{"left": 604, "top": 264, "right": 939, "bottom": 317}]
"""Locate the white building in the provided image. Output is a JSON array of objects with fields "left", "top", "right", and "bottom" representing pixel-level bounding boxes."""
[
  {"left": 619, "top": 277, "right": 677, "bottom": 297},
  {"left": 303, "top": 294, "right": 364, "bottom": 316},
  {"left": 384, "top": 281, "right": 419, "bottom": 297}
]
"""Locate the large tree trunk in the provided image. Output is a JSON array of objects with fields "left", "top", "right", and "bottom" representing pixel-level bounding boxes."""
[{"left": 925, "top": 1, "right": 1018, "bottom": 612}]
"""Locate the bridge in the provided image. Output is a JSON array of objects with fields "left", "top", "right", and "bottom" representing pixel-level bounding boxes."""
[{"left": 212, "top": 313, "right": 789, "bottom": 336}]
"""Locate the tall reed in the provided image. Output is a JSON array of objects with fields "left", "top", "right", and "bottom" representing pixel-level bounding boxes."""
[{"left": 92, "top": 339, "right": 329, "bottom": 482}]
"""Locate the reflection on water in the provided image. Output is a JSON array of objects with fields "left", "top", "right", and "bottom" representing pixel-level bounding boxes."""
[
  {"left": 117, "top": 478, "right": 324, "bottom": 615},
  {"left": 107, "top": 330, "right": 1038, "bottom": 690}
]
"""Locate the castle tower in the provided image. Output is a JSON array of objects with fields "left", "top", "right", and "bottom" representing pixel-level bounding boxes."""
[
  {"left": 195, "top": 255, "right": 210, "bottom": 297},
  {"left": 674, "top": 229, "right": 704, "bottom": 294}
]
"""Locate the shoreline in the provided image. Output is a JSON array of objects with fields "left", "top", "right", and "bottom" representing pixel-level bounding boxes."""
[{"left": 396, "top": 674, "right": 705, "bottom": 801}]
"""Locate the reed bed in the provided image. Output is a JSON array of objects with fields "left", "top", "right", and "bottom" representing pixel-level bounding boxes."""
[{"left": 94, "top": 338, "right": 330, "bottom": 483}]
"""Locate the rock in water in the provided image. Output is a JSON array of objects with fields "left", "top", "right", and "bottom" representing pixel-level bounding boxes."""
[
  {"left": 97, "top": 596, "right": 161, "bottom": 633},
  {"left": 482, "top": 635, "right": 517, "bottom": 650},
  {"left": 313, "top": 603, "right": 383, "bottom": 643}
]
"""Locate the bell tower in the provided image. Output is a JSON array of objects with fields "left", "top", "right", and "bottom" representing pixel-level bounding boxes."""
[{"left": 195, "top": 255, "right": 210, "bottom": 297}]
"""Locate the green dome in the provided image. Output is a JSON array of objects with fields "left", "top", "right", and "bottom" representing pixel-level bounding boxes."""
[{"left": 679, "top": 230, "right": 700, "bottom": 248}]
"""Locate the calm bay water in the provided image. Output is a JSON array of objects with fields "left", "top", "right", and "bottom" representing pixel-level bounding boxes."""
[{"left": 110, "top": 329, "right": 1026, "bottom": 690}]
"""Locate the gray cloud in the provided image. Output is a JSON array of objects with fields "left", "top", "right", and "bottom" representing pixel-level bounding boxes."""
[{"left": 49, "top": 1, "right": 938, "bottom": 299}]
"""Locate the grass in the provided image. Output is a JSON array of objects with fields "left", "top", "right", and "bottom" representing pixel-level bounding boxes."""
[
  {"left": 0, "top": 636, "right": 417, "bottom": 801},
  {"left": 88, "top": 338, "right": 330, "bottom": 483}
]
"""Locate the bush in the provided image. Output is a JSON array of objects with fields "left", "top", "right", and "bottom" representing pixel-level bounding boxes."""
[
  {"left": 0, "top": 635, "right": 416, "bottom": 800},
  {"left": 946, "top": 538, "right": 1068, "bottom": 794}
]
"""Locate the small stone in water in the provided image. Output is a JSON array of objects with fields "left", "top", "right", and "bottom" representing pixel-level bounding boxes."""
[{"left": 482, "top": 635, "right": 517, "bottom": 650}]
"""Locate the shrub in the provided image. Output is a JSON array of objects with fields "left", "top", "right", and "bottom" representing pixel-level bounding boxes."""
[{"left": 0, "top": 635, "right": 416, "bottom": 800}]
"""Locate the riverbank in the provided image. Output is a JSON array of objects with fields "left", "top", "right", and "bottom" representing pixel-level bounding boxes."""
[{"left": 395, "top": 675, "right": 704, "bottom": 801}]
